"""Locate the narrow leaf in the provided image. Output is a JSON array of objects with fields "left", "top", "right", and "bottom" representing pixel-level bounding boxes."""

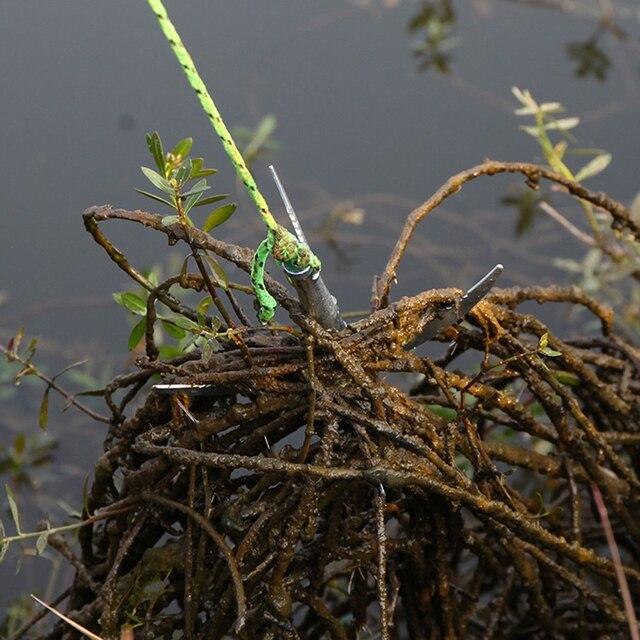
[
  {"left": 538, "top": 333, "right": 549, "bottom": 349},
  {"left": 171, "top": 137, "right": 193, "bottom": 160},
  {"left": 115, "top": 292, "right": 147, "bottom": 316},
  {"left": 36, "top": 532, "right": 49, "bottom": 556},
  {"left": 146, "top": 131, "right": 165, "bottom": 176},
  {"left": 171, "top": 316, "right": 201, "bottom": 332},
  {"left": 5, "top": 485, "right": 21, "bottom": 534},
  {"left": 173, "top": 158, "right": 193, "bottom": 186},
  {"left": 190, "top": 158, "right": 218, "bottom": 179},
  {"left": 538, "top": 102, "right": 563, "bottom": 113},
  {"left": 545, "top": 117, "right": 580, "bottom": 131},
  {"left": 250, "top": 115, "right": 276, "bottom": 151},
  {"left": 197, "top": 296, "right": 212, "bottom": 314},
  {"left": 180, "top": 178, "right": 209, "bottom": 198},
  {"left": 135, "top": 189, "right": 175, "bottom": 209},
  {"left": 519, "top": 125, "right": 541, "bottom": 138},
  {"left": 574, "top": 153, "right": 612, "bottom": 182},
  {"left": 0, "top": 523, "right": 8, "bottom": 563},
  {"left": 203, "top": 253, "right": 229, "bottom": 290},
  {"left": 141, "top": 166, "right": 174, "bottom": 194},
  {"left": 541, "top": 346, "right": 562, "bottom": 357},
  {"left": 39, "top": 387, "right": 51, "bottom": 430},
  {"left": 512, "top": 87, "right": 537, "bottom": 110},
  {"left": 193, "top": 193, "right": 228, "bottom": 208},
  {"left": 75, "top": 388, "right": 106, "bottom": 398},
  {"left": 128, "top": 318, "right": 146, "bottom": 351},
  {"left": 203, "top": 203, "right": 237, "bottom": 232},
  {"left": 162, "top": 320, "right": 187, "bottom": 340},
  {"left": 7, "top": 327, "right": 24, "bottom": 357},
  {"left": 192, "top": 168, "right": 217, "bottom": 178},
  {"left": 183, "top": 191, "right": 203, "bottom": 216},
  {"left": 202, "top": 339, "right": 214, "bottom": 363},
  {"left": 179, "top": 256, "right": 190, "bottom": 282}
]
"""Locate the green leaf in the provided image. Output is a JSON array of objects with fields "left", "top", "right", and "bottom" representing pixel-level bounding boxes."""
[
  {"left": 35, "top": 532, "right": 49, "bottom": 556},
  {"left": 203, "top": 203, "right": 237, "bottom": 232},
  {"left": 174, "top": 158, "right": 193, "bottom": 186},
  {"left": 193, "top": 193, "right": 228, "bottom": 208},
  {"left": 0, "top": 520, "right": 7, "bottom": 564},
  {"left": 541, "top": 346, "right": 562, "bottom": 358},
  {"left": 5, "top": 485, "right": 20, "bottom": 534},
  {"left": 538, "top": 333, "right": 549, "bottom": 350},
  {"left": 179, "top": 256, "right": 190, "bottom": 282},
  {"left": 146, "top": 132, "right": 165, "bottom": 176},
  {"left": 171, "top": 137, "right": 193, "bottom": 160},
  {"left": 519, "top": 125, "right": 541, "bottom": 138},
  {"left": 553, "top": 370, "right": 580, "bottom": 386},
  {"left": 190, "top": 157, "right": 203, "bottom": 174},
  {"left": 201, "top": 338, "right": 222, "bottom": 363},
  {"left": 171, "top": 316, "right": 201, "bottom": 332},
  {"left": 197, "top": 296, "right": 212, "bottom": 314},
  {"left": 512, "top": 87, "right": 538, "bottom": 111},
  {"left": 128, "top": 318, "right": 147, "bottom": 351},
  {"left": 162, "top": 320, "right": 187, "bottom": 340},
  {"left": 75, "top": 388, "right": 107, "bottom": 398},
  {"left": 574, "top": 153, "right": 611, "bottom": 182},
  {"left": 190, "top": 158, "right": 218, "bottom": 179},
  {"left": 183, "top": 192, "right": 204, "bottom": 216},
  {"left": 158, "top": 345, "right": 185, "bottom": 359},
  {"left": 135, "top": 189, "right": 176, "bottom": 209},
  {"left": 203, "top": 253, "right": 229, "bottom": 290},
  {"left": 193, "top": 168, "right": 218, "bottom": 178},
  {"left": 545, "top": 117, "right": 580, "bottom": 131},
  {"left": 255, "top": 114, "right": 277, "bottom": 139},
  {"left": 39, "top": 386, "right": 50, "bottom": 430},
  {"left": 141, "top": 166, "right": 174, "bottom": 194},
  {"left": 426, "top": 404, "right": 457, "bottom": 421},
  {"left": 181, "top": 179, "right": 210, "bottom": 198},
  {"left": 113, "top": 292, "right": 147, "bottom": 316},
  {"left": 161, "top": 215, "right": 181, "bottom": 227}
]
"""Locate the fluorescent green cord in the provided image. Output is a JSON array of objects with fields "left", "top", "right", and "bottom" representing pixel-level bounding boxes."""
[{"left": 146, "top": 0, "right": 320, "bottom": 322}]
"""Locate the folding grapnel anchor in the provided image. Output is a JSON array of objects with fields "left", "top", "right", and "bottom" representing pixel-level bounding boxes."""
[
  {"left": 269, "top": 165, "right": 346, "bottom": 331},
  {"left": 153, "top": 181, "right": 504, "bottom": 397}
]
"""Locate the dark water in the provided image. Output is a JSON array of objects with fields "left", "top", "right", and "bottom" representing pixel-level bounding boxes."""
[{"left": 1, "top": 0, "right": 639, "bottom": 615}]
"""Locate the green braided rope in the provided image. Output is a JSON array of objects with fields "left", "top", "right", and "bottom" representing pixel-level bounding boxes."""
[
  {"left": 146, "top": 0, "right": 320, "bottom": 322},
  {"left": 251, "top": 234, "right": 277, "bottom": 324}
]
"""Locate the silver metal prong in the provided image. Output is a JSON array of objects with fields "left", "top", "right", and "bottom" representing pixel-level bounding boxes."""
[
  {"left": 269, "top": 164, "right": 308, "bottom": 245},
  {"left": 175, "top": 396, "right": 199, "bottom": 425}
]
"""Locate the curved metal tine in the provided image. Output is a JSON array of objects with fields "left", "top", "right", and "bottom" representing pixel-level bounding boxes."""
[
  {"left": 269, "top": 164, "right": 308, "bottom": 245},
  {"left": 408, "top": 264, "right": 504, "bottom": 348},
  {"left": 457, "top": 263, "right": 503, "bottom": 317}
]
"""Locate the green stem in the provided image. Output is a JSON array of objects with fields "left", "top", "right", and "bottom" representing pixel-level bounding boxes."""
[
  {"left": 535, "top": 111, "right": 601, "bottom": 238},
  {"left": 0, "top": 505, "right": 133, "bottom": 547}
]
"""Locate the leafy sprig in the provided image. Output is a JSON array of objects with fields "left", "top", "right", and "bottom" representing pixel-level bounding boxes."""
[
  {"left": 512, "top": 87, "right": 611, "bottom": 236},
  {"left": 137, "top": 131, "right": 237, "bottom": 231}
]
